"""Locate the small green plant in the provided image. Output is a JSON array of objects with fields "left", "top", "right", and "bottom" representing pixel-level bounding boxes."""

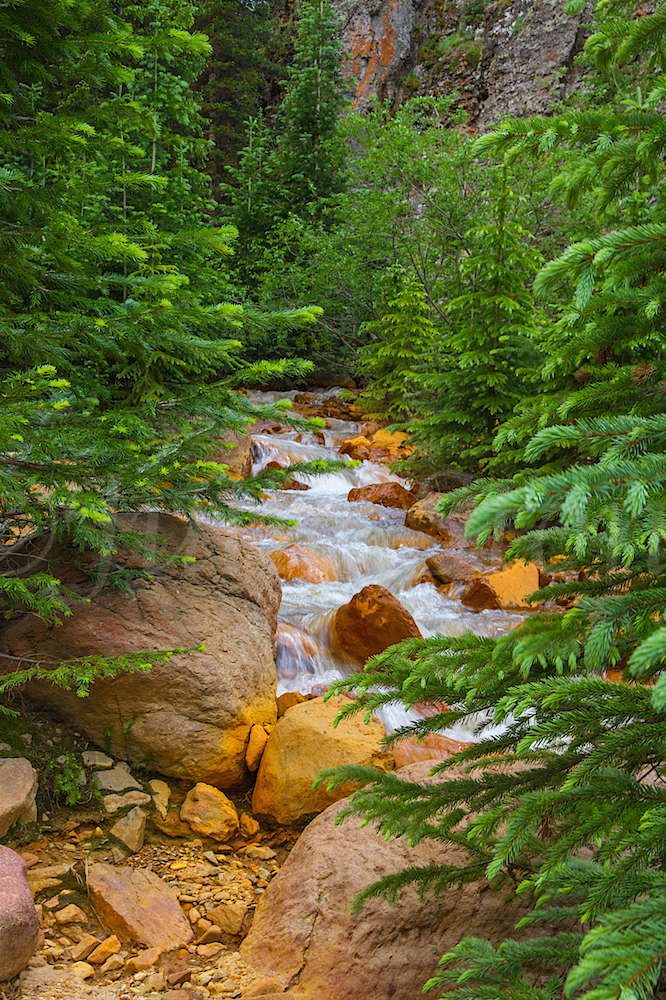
[
  {"left": 44, "top": 752, "right": 88, "bottom": 807},
  {"left": 437, "top": 29, "right": 474, "bottom": 57},
  {"left": 512, "top": 14, "right": 525, "bottom": 34},
  {"left": 466, "top": 43, "right": 482, "bottom": 67},
  {"left": 398, "top": 71, "right": 420, "bottom": 92}
]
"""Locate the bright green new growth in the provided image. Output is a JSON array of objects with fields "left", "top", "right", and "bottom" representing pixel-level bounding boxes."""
[{"left": 356, "top": 279, "right": 437, "bottom": 421}]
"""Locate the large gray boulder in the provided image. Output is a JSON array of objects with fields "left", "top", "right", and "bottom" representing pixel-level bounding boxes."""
[{"left": 0, "top": 514, "right": 281, "bottom": 788}]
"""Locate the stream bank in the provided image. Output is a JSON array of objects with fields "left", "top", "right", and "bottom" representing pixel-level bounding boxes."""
[{"left": 0, "top": 387, "right": 535, "bottom": 999}]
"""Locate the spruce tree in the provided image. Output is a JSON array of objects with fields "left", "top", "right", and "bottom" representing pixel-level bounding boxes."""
[
  {"left": 223, "top": 0, "right": 347, "bottom": 285},
  {"left": 0, "top": 0, "right": 327, "bottom": 706},
  {"left": 406, "top": 170, "right": 544, "bottom": 477},
  {"left": 272, "top": 0, "right": 347, "bottom": 217},
  {"left": 315, "top": 3, "right": 666, "bottom": 999},
  {"left": 356, "top": 278, "right": 437, "bottom": 422}
]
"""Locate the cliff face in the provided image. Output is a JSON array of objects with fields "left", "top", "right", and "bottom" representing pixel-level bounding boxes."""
[{"left": 333, "top": 0, "right": 592, "bottom": 128}]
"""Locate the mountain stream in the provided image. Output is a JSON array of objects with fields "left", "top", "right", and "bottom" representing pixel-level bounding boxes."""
[{"left": 229, "top": 390, "right": 524, "bottom": 742}]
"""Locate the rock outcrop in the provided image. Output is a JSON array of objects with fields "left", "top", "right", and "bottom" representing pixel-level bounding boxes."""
[
  {"left": 334, "top": 584, "right": 421, "bottom": 665},
  {"left": 334, "top": 0, "right": 592, "bottom": 128},
  {"left": 252, "top": 695, "right": 394, "bottom": 825},
  {"left": 0, "top": 514, "right": 280, "bottom": 788},
  {"left": 0, "top": 847, "right": 39, "bottom": 982},
  {"left": 242, "top": 760, "right": 532, "bottom": 1000}
]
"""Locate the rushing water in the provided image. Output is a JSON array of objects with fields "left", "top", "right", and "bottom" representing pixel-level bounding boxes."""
[{"left": 223, "top": 390, "right": 524, "bottom": 739}]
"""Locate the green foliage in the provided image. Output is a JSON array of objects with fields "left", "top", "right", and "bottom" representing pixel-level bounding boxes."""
[
  {"left": 404, "top": 168, "right": 545, "bottom": 476},
  {"left": 43, "top": 752, "right": 89, "bottom": 808},
  {"left": 318, "top": 4, "right": 666, "bottom": 1000},
  {"left": 223, "top": 0, "right": 347, "bottom": 286},
  {"left": 356, "top": 279, "right": 437, "bottom": 421},
  {"left": 462, "top": 0, "right": 487, "bottom": 27},
  {"left": 195, "top": 0, "right": 273, "bottom": 183},
  {"left": 0, "top": 0, "right": 331, "bottom": 708}
]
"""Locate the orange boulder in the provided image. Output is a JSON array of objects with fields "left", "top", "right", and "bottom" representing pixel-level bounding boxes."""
[
  {"left": 339, "top": 436, "right": 371, "bottom": 461},
  {"left": 461, "top": 561, "right": 540, "bottom": 611},
  {"left": 426, "top": 553, "right": 479, "bottom": 586},
  {"left": 347, "top": 482, "right": 416, "bottom": 510},
  {"left": 270, "top": 545, "right": 336, "bottom": 584},
  {"left": 334, "top": 584, "right": 422, "bottom": 666}
]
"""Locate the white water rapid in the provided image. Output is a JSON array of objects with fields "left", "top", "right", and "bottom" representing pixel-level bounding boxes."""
[{"left": 221, "top": 390, "right": 524, "bottom": 741}]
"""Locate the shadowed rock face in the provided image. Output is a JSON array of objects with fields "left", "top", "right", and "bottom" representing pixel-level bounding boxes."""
[
  {"left": 332, "top": 0, "right": 592, "bottom": 126},
  {"left": 0, "top": 514, "right": 281, "bottom": 788}
]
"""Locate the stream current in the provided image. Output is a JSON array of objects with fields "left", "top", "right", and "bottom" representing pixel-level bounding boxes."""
[{"left": 225, "top": 390, "right": 524, "bottom": 741}]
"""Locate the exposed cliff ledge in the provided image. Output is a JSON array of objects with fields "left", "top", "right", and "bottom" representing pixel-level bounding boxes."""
[{"left": 333, "top": 0, "right": 593, "bottom": 128}]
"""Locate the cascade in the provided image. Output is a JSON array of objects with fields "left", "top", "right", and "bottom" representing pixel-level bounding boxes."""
[{"left": 224, "top": 390, "right": 523, "bottom": 741}]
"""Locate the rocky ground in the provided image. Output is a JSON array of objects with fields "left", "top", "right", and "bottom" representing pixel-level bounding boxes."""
[{"left": 0, "top": 723, "right": 302, "bottom": 1000}]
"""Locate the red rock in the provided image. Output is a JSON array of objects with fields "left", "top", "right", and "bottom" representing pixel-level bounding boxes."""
[
  {"left": 0, "top": 847, "right": 39, "bottom": 981},
  {"left": 339, "top": 436, "right": 371, "bottom": 461},
  {"left": 283, "top": 476, "right": 310, "bottom": 491},
  {"left": 87, "top": 863, "right": 193, "bottom": 950},
  {"left": 347, "top": 482, "right": 416, "bottom": 510},
  {"left": 241, "top": 761, "right": 534, "bottom": 1000},
  {"left": 333, "top": 585, "right": 421, "bottom": 665},
  {"left": 412, "top": 700, "right": 450, "bottom": 718},
  {"left": 461, "top": 562, "right": 540, "bottom": 611},
  {"left": 392, "top": 734, "right": 469, "bottom": 768},
  {"left": 426, "top": 553, "right": 480, "bottom": 585},
  {"left": 270, "top": 545, "right": 336, "bottom": 584},
  {"left": 405, "top": 493, "right": 471, "bottom": 546}
]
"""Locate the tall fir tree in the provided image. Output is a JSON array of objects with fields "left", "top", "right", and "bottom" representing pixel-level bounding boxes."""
[
  {"left": 271, "top": 0, "right": 347, "bottom": 217},
  {"left": 356, "top": 278, "right": 437, "bottom": 422},
  {"left": 223, "top": 0, "right": 347, "bottom": 286}
]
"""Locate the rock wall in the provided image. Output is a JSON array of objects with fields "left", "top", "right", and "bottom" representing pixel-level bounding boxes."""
[{"left": 333, "top": 0, "right": 593, "bottom": 128}]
